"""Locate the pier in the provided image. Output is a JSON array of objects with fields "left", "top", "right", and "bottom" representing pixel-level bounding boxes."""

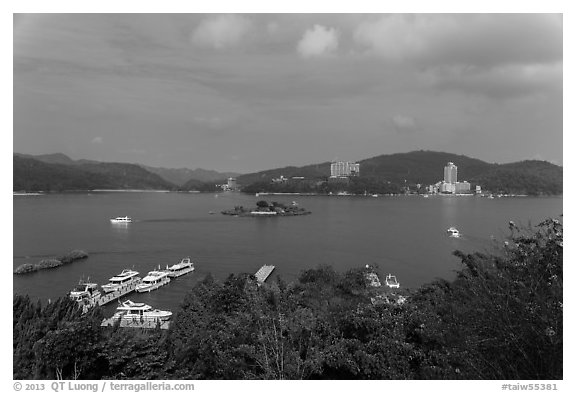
[
  {"left": 81, "top": 279, "right": 141, "bottom": 313},
  {"left": 100, "top": 316, "right": 171, "bottom": 330},
  {"left": 254, "top": 265, "right": 275, "bottom": 284}
]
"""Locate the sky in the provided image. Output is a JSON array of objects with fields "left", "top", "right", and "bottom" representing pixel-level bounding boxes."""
[{"left": 13, "top": 13, "right": 563, "bottom": 173}]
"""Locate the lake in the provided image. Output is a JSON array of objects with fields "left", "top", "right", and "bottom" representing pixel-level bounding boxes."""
[{"left": 13, "top": 192, "right": 562, "bottom": 313}]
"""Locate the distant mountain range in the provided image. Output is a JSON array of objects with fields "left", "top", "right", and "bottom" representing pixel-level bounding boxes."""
[
  {"left": 13, "top": 153, "right": 240, "bottom": 191},
  {"left": 13, "top": 151, "right": 562, "bottom": 195}
]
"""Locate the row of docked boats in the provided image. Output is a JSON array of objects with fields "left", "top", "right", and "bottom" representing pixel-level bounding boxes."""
[{"left": 69, "top": 257, "right": 195, "bottom": 305}]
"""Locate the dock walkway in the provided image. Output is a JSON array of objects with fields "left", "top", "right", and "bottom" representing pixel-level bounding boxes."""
[
  {"left": 254, "top": 265, "right": 275, "bottom": 284},
  {"left": 81, "top": 280, "right": 141, "bottom": 313},
  {"left": 101, "top": 316, "right": 171, "bottom": 330}
]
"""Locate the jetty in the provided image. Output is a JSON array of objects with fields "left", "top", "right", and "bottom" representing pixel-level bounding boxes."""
[
  {"left": 254, "top": 265, "right": 275, "bottom": 284},
  {"left": 80, "top": 280, "right": 141, "bottom": 313},
  {"left": 100, "top": 316, "right": 171, "bottom": 330}
]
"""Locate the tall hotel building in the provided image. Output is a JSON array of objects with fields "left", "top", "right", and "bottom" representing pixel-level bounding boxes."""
[
  {"left": 330, "top": 161, "right": 360, "bottom": 177},
  {"left": 444, "top": 162, "right": 458, "bottom": 183}
]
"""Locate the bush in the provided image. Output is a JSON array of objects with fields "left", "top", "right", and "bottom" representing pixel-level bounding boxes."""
[
  {"left": 37, "top": 259, "right": 63, "bottom": 269},
  {"left": 14, "top": 264, "right": 38, "bottom": 274}
]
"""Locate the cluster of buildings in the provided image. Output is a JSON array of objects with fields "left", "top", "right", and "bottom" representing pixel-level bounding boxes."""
[
  {"left": 223, "top": 161, "right": 479, "bottom": 195},
  {"left": 220, "top": 177, "right": 239, "bottom": 191},
  {"left": 270, "top": 161, "right": 361, "bottom": 185},
  {"left": 428, "top": 162, "right": 479, "bottom": 194}
]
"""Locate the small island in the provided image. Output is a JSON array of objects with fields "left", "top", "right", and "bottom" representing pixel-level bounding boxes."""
[
  {"left": 221, "top": 200, "right": 311, "bottom": 217},
  {"left": 14, "top": 249, "right": 89, "bottom": 274}
]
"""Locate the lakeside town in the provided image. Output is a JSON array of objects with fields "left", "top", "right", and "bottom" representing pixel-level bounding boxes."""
[{"left": 220, "top": 160, "right": 524, "bottom": 198}]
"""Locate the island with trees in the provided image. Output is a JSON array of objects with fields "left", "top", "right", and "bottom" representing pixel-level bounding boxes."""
[{"left": 221, "top": 200, "right": 311, "bottom": 217}]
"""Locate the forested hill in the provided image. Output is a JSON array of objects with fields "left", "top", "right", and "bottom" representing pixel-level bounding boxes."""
[
  {"left": 357, "top": 151, "right": 492, "bottom": 184},
  {"left": 14, "top": 153, "right": 239, "bottom": 188},
  {"left": 13, "top": 156, "right": 176, "bottom": 192},
  {"left": 237, "top": 151, "right": 562, "bottom": 195}
]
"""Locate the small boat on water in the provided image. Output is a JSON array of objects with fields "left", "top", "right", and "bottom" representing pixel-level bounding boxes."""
[
  {"left": 447, "top": 227, "right": 461, "bottom": 238},
  {"left": 385, "top": 274, "right": 400, "bottom": 289},
  {"left": 135, "top": 269, "right": 171, "bottom": 293},
  {"left": 165, "top": 257, "right": 195, "bottom": 278},
  {"left": 111, "top": 300, "right": 172, "bottom": 322},
  {"left": 101, "top": 269, "right": 141, "bottom": 293},
  {"left": 110, "top": 216, "right": 132, "bottom": 223},
  {"left": 70, "top": 281, "right": 102, "bottom": 304}
]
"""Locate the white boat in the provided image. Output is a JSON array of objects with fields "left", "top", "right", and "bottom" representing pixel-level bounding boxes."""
[
  {"left": 110, "top": 216, "right": 132, "bottom": 223},
  {"left": 101, "top": 269, "right": 141, "bottom": 293},
  {"left": 165, "top": 257, "right": 195, "bottom": 278},
  {"left": 385, "top": 274, "right": 400, "bottom": 289},
  {"left": 135, "top": 269, "right": 171, "bottom": 293},
  {"left": 70, "top": 281, "right": 102, "bottom": 304},
  {"left": 111, "top": 300, "right": 172, "bottom": 322},
  {"left": 447, "top": 227, "right": 461, "bottom": 238}
]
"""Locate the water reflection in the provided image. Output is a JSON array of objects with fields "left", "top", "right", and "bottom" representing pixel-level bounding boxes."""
[{"left": 110, "top": 222, "right": 131, "bottom": 237}]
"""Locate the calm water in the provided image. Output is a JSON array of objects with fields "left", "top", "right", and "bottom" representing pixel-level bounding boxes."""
[{"left": 13, "top": 192, "right": 562, "bottom": 313}]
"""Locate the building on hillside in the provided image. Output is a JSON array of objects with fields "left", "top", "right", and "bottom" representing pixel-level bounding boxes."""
[{"left": 330, "top": 161, "right": 360, "bottom": 178}]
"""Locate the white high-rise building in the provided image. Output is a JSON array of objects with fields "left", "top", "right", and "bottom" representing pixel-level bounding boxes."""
[
  {"left": 444, "top": 162, "right": 458, "bottom": 183},
  {"left": 330, "top": 161, "right": 360, "bottom": 177}
]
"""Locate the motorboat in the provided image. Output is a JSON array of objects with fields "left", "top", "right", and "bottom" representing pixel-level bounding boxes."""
[
  {"left": 385, "top": 274, "right": 400, "bottom": 289},
  {"left": 111, "top": 300, "right": 172, "bottom": 322},
  {"left": 135, "top": 269, "right": 171, "bottom": 293},
  {"left": 165, "top": 257, "right": 195, "bottom": 278},
  {"left": 110, "top": 216, "right": 132, "bottom": 223},
  {"left": 101, "top": 269, "right": 141, "bottom": 293},
  {"left": 70, "top": 281, "right": 102, "bottom": 304},
  {"left": 447, "top": 227, "right": 461, "bottom": 238}
]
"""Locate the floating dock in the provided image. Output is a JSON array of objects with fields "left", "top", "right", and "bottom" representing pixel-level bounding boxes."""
[
  {"left": 254, "top": 265, "right": 275, "bottom": 284},
  {"left": 81, "top": 280, "right": 141, "bottom": 313},
  {"left": 100, "top": 316, "right": 171, "bottom": 330}
]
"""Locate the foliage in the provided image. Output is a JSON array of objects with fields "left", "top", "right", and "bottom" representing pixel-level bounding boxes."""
[{"left": 13, "top": 219, "right": 562, "bottom": 380}]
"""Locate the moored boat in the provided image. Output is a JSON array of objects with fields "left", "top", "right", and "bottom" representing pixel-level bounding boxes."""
[
  {"left": 101, "top": 269, "right": 141, "bottom": 293},
  {"left": 447, "top": 227, "right": 461, "bottom": 238},
  {"left": 110, "top": 216, "right": 132, "bottom": 223},
  {"left": 165, "top": 257, "right": 195, "bottom": 278},
  {"left": 111, "top": 300, "right": 172, "bottom": 322},
  {"left": 70, "top": 281, "right": 102, "bottom": 304},
  {"left": 135, "top": 269, "right": 170, "bottom": 293}
]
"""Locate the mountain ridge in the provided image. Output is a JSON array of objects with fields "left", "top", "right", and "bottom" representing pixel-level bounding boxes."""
[
  {"left": 14, "top": 153, "right": 240, "bottom": 186},
  {"left": 13, "top": 151, "right": 562, "bottom": 195}
]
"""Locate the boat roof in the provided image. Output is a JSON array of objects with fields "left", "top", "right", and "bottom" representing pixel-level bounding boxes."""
[
  {"left": 109, "top": 270, "right": 139, "bottom": 281},
  {"left": 117, "top": 301, "right": 152, "bottom": 311}
]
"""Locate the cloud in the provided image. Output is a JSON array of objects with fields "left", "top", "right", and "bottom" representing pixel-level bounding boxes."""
[
  {"left": 391, "top": 115, "right": 417, "bottom": 133},
  {"left": 91, "top": 136, "right": 103, "bottom": 144},
  {"left": 430, "top": 62, "right": 562, "bottom": 99},
  {"left": 353, "top": 14, "right": 562, "bottom": 68},
  {"left": 191, "top": 14, "right": 253, "bottom": 50},
  {"left": 297, "top": 25, "right": 339, "bottom": 58},
  {"left": 193, "top": 116, "right": 225, "bottom": 130}
]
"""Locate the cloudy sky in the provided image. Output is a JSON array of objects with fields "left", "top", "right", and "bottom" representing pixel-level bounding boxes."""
[{"left": 13, "top": 13, "right": 562, "bottom": 172}]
